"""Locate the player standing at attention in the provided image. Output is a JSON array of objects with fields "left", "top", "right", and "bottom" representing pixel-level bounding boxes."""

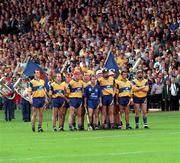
[
  {"left": 28, "top": 70, "right": 48, "bottom": 132},
  {"left": 49, "top": 73, "right": 66, "bottom": 131},
  {"left": 84, "top": 75, "right": 102, "bottom": 130},
  {"left": 67, "top": 70, "right": 84, "bottom": 131},
  {"left": 98, "top": 69, "right": 115, "bottom": 129},
  {"left": 116, "top": 71, "right": 133, "bottom": 129},
  {"left": 132, "top": 69, "right": 149, "bottom": 129}
]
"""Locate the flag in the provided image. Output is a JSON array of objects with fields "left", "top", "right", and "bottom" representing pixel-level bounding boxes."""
[
  {"left": 23, "top": 59, "right": 49, "bottom": 89},
  {"left": 104, "top": 52, "right": 119, "bottom": 78}
]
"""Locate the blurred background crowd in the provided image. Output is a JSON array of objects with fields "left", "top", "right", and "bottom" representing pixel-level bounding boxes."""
[{"left": 0, "top": 0, "right": 179, "bottom": 115}]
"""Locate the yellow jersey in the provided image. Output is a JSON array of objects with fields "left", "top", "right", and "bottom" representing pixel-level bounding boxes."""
[
  {"left": 116, "top": 79, "right": 132, "bottom": 97},
  {"left": 29, "top": 79, "right": 46, "bottom": 98},
  {"left": 49, "top": 81, "right": 66, "bottom": 98},
  {"left": 131, "top": 79, "right": 149, "bottom": 98},
  {"left": 67, "top": 79, "right": 83, "bottom": 98},
  {"left": 98, "top": 76, "right": 114, "bottom": 96},
  {"left": 81, "top": 80, "right": 91, "bottom": 89}
]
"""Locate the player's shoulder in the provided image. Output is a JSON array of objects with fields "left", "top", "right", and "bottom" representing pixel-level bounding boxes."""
[
  {"left": 30, "top": 79, "right": 35, "bottom": 83},
  {"left": 143, "top": 78, "right": 148, "bottom": 82},
  {"left": 69, "top": 79, "right": 75, "bottom": 85},
  {"left": 85, "top": 84, "right": 91, "bottom": 89},
  {"left": 51, "top": 81, "right": 56, "bottom": 86},
  {"left": 109, "top": 76, "right": 114, "bottom": 80},
  {"left": 126, "top": 79, "right": 131, "bottom": 84},
  {"left": 39, "top": 79, "right": 45, "bottom": 84},
  {"left": 131, "top": 79, "right": 137, "bottom": 85},
  {"left": 98, "top": 77, "right": 103, "bottom": 82}
]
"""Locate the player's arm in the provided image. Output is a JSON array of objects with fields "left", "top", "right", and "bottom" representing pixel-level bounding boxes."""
[
  {"left": 43, "top": 81, "right": 49, "bottom": 104},
  {"left": 115, "top": 81, "right": 119, "bottom": 105},
  {"left": 142, "top": 81, "right": 149, "bottom": 93},
  {"left": 132, "top": 82, "right": 145, "bottom": 92},
  {"left": 99, "top": 86, "right": 103, "bottom": 107},
  {"left": 28, "top": 81, "right": 33, "bottom": 104},
  {"left": 112, "top": 78, "right": 116, "bottom": 97},
  {"left": 129, "top": 82, "right": 133, "bottom": 103},
  {"left": 48, "top": 84, "right": 53, "bottom": 99},
  {"left": 84, "top": 86, "right": 88, "bottom": 108}
]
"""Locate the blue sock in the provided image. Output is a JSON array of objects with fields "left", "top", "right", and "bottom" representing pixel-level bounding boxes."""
[
  {"left": 126, "top": 123, "right": 130, "bottom": 127},
  {"left": 135, "top": 116, "right": 139, "bottom": 125},
  {"left": 143, "top": 116, "right": 147, "bottom": 125}
]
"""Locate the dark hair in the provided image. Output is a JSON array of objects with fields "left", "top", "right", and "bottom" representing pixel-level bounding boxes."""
[
  {"left": 121, "top": 70, "right": 127, "bottom": 75},
  {"left": 34, "top": 69, "right": 40, "bottom": 74}
]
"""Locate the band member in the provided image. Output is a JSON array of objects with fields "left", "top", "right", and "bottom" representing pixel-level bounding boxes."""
[
  {"left": 49, "top": 73, "right": 66, "bottom": 131},
  {"left": 132, "top": 69, "right": 149, "bottom": 129},
  {"left": 21, "top": 97, "right": 31, "bottom": 122},
  {"left": 98, "top": 69, "right": 115, "bottom": 129},
  {"left": 84, "top": 75, "right": 102, "bottom": 130},
  {"left": 1, "top": 76, "right": 15, "bottom": 121},
  {"left": 67, "top": 70, "right": 84, "bottom": 131},
  {"left": 28, "top": 70, "right": 48, "bottom": 132},
  {"left": 20, "top": 77, "right": 31, "bottom": 122},
  {"left": 116, "top": 71, "right": 133, "bottom": 129}
]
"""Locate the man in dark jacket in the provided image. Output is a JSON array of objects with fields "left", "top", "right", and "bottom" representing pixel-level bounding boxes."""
[{"left": 162, "top": 79, "right": 171, "bottom": 111}]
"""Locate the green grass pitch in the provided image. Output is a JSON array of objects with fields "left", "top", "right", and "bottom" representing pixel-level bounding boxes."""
[{"left": 0, "top": 110, "right": 180, "bottom": 163}]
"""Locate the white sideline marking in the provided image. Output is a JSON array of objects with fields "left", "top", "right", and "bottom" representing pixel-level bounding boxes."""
[{"left": 0, "top": 151, "right": 156, "bottom": 162}]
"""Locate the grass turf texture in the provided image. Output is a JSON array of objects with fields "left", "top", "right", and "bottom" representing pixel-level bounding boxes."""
[{"left": 0, "top": 110, "right": 180, "bottom": 163}]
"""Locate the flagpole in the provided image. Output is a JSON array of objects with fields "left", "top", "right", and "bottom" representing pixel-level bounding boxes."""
[{"left": 104, "top": 50, "right": 111, "bottom": 67}]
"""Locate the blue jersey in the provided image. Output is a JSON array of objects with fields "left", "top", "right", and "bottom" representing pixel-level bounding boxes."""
[{"left": 84, "top": 84, "right": 102, "bottom": 101}]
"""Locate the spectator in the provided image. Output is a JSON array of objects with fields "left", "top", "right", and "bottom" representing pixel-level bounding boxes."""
[
  {"left": 170, "top": 78, "right": 179, "bottom": 111},
  {"left": 162, "top": 79, "right": 171, "bottom": 111},
  {"left": 151, "top": 77, "right": 163, "bottom": 109}
]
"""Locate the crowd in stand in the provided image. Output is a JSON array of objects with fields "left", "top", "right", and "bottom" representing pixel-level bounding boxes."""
[{"left": 0, "top": 0, "right": 179, "bottom": 115}]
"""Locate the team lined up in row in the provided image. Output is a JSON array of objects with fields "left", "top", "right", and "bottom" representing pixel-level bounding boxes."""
[{"left": 29, "top": 69, "right": 149, "bottom": 132}]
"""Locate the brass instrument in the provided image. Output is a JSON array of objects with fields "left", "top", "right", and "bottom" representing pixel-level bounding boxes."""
[
  {"left": 0, "top": 77, "right": 15, "bottom": 100},
  {"left": 13, "top": 78, "right": 30, "bottom": 102}
]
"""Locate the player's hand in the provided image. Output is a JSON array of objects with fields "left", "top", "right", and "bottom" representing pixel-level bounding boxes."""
[
  {"left": 99, "top": 103, "right": 102, "bottom": 107},
  {"left": 116, "top": 101, "right": 119, "bottom": 105},
  {"left": 65, "top": 97, "right": 69, "bottom": 102},
  {"left": 30, "top": 98, "right": 33, "bottom": 104},
  {"left": 45, "top": 98, "right": 49, "bottom": 105},
  {"left": 129, "top": 98, "right": 134, "bottom": 105},
  {"left": 84, "top": 103, "right": 87, "bottom": 108}
]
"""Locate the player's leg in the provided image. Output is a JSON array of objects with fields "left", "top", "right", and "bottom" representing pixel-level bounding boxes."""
[
  {"left": 58, "top": 107, "right": 65, "bottom": 131},
  {"left": 68, "top": 106, "right": 75, "bottom": 131},
  {"left": 114, "top": 103, "right": 122, "bottom": 129},
  {"left": 93, "top": 107, "right": 100, "bottom": 129},
  {"left": 133, "top": 96, "right": 141, "bottom": 129},
  {"left": 124, "top": 105, "right": 132, "bottom": 129},
  {"left": 81, "top": 105, "right": 85, "bottom": 130},
  {"left": 101, "top": 105, "right": 107, "bottom": 129},
  {"left": 38, "top": 107, "right": 44, "bottom": 132},
  {"left": 141, "top": 100, "right": 149, "bottom": 129},
  {"left": 31, "top": 107, "right": 37, "bottom": 132},
  {"left": 77, "top": 105, "right": 83, "bottom": 130},
  {"left": 52, "top": 107, "right": 58, "bottom": 131},
  {"left": 134, "top": 103, "right": 140, "bottom": 129},
  {"left": 108, "top": 104, "right": 114, "bottom": 129},
  {"left": 88, "top": 108, "right": 94, "bottom": 129}
]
